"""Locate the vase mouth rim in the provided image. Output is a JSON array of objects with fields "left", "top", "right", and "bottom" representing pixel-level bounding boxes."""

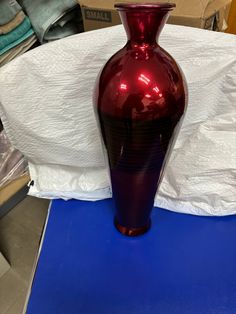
[{"left": 115, "top": 3, "right": 176, "bottom": 11}]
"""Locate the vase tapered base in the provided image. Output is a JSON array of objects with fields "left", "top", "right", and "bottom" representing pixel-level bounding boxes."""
[{"left": 114, "top": 218, "right": 151, "bottom": 237}]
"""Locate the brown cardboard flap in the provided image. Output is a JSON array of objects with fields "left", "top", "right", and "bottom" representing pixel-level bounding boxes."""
[
  {"left": 227, "top": 0, "right": 236, "bottom": 33},
  {"left": 205, "top": 0, "right": 232, "bottom": 17}
]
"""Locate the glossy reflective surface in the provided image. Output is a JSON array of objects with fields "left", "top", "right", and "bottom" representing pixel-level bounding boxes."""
[{"left": 94, "top": 3, "right": 187, "bottom": 236}]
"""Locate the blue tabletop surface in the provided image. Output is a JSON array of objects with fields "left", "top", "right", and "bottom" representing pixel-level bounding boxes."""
[{"left": 27, "top": 199, "right": 236, "bottom": 314}]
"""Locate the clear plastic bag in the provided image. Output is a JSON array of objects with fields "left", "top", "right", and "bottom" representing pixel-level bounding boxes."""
[{"left": 0, "top": 130, "right": 28, "bottom": 188}]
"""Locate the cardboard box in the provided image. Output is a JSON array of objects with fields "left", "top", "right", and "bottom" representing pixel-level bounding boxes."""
[
  {"left": 0, "top": 174, "right": 30, "bottom": 207},
  {"left": 0, "top": 174, "right": 30, "bottom": 219},
  {"left": 227, "top": 0, "right": 236, "bottom": 33},
  {"left": 78, "top": 0, "right": 231, "bottom": 32}
]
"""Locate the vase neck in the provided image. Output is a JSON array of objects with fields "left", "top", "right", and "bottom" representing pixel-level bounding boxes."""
[{"left": 116, "top": 4, "right": 174, "bottom": 45}]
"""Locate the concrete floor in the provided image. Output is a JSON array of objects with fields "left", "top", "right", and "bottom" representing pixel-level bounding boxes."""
[{"left": 0, "top": 196, "right": 49, "bottom": 314}]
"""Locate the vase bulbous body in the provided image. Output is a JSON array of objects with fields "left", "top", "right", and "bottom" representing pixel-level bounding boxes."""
[{"left": 94, "top": 3, "right": 187, "bottom": 236}]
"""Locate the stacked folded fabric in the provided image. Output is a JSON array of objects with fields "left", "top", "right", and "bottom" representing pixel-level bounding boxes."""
[
  {"left": 0, "top": 0, "right": 84, "bottom": 66},
  {"left": 18, "top": 0, "right": 83, "bottom": 43},
  {"left": 0, "top": 0, "right": 36, "bottom": 67}
]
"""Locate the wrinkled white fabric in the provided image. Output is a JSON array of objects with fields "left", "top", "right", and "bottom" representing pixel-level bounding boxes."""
[{"left": 0, "top": 24, "right": 235, "bottom": 215}]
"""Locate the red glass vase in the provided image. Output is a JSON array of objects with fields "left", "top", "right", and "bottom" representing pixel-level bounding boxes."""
[{"left": 94, "top": 3, "right": 187, "bottom": 236}]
